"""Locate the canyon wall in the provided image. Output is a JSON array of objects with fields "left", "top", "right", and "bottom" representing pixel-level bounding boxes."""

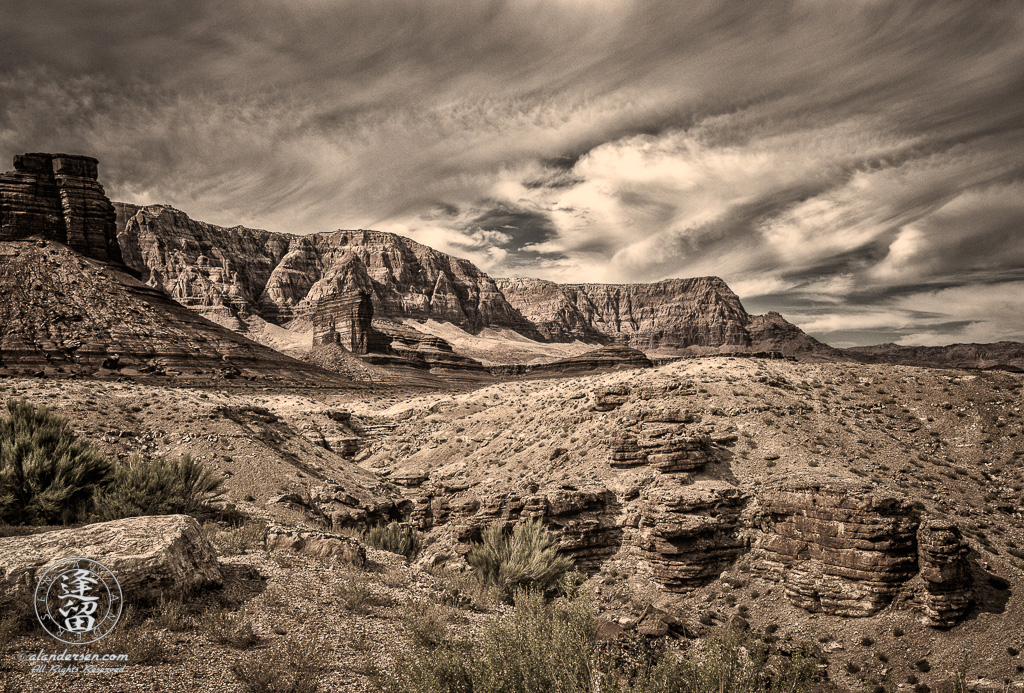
[{"left": 114, "top": 204, "right": 825, "bottom": 358}]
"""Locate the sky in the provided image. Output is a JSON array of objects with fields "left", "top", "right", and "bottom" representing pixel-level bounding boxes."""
[{"left": 1, "top": 0, "right": 1023, "bottom": 347}]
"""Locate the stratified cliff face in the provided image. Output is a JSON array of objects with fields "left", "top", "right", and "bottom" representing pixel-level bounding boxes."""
[
  {"left": 115, "top": 204, "right": 539, "bottom": 338},
  {"left": 496, "top": 276, "right": 762, "bottom": 351},
  {"left": 115, "top": 203, "right": 829, "bottom": 358},
  {"left": 2, "top": 153, "right": 123, "bottom": 264}
]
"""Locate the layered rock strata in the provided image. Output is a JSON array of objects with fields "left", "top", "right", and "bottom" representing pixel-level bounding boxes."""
[
  {"left": 0, "top": 515, "right": 221, "bottom": 606},
  {"left": 752, "top": 480, "right": 923, "bottom": 617},
  {"left": 308, "top": 290, "right": 490, "bottom": 381},
  {"left": 313, "top": 291, "right": 387, "bottom": 353},
  {"left": 638, "top": 483, "right": 746, "bottom": 592},
  {"left": 610, "top": 432, "right": 712, "bottom": 473},
  {"left": 114, "top": 203, "right": 826, "bottom": 357},
  {"left": 1, "top": 153, "right": 123, "bottom": 264},
  {"left": 495, "top": 276, "right": 755, "bottom": 350},
  {"left": 915, "top": 519, "right": 973, "bottom": 627}
]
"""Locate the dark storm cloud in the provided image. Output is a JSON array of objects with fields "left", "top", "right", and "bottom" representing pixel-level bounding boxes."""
[{"left": 1, "top": 0, "right": 1023, "bottom": 345}]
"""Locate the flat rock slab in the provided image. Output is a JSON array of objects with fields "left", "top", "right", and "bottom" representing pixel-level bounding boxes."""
[{"left": 0, "top": 514, "right": 222, "bottom": 606}]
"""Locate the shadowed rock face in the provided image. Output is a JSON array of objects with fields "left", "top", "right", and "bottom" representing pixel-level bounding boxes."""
[
  {"left": 313, "top": 291, "right": 387, "bottom": 354},
  {"left": 1, "top": 153, "right": 123, "bottom": 264},
  {"left": 0, "top": 240, "right": 350, "bottom": 384},
  {"left": 916, "top": 519, "right": 973, "bottom": 627}
]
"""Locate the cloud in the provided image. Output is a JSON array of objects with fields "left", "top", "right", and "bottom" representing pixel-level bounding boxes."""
[{"left": 1, "top": 0, "right": 1023, "bottom": 345}]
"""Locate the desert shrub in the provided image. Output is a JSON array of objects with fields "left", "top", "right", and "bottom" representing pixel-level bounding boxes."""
[
  {"left": 231, "top": 638, "right": 326, "bottom": 693},
  {"left": 0, "top": 398, "right": 111, "bottom": 524},
  {"left": 374, "top": 590, "right": 826, "bottom": 693},
  {"left": 364, "top": 521, "right": 422, "bottom": 558},
  {"left": 402, "top": 600, "right": 453, "bottom": 649},
  {"left": 147, "top": 596, "right": 197, "bottom": 632},
  {"left": 206, "top": 520, "right": 268, "bottom": 555},
  {"left": 467, "top": 520, "right": 573, "bottom": 602},
  {"left": 334, "top": 569, "right": 394, "bottom": 614},
  {"left": 95, "top": 453, "right": 224, "bottom": 520},
  {"left": 604, "top": 635, "right": 826, "bottom": 693},
  {"left": 372, "top": 590, "right": 595, "bottom": 693}
]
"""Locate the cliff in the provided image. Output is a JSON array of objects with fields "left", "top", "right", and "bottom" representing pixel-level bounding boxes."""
[
  {"left": 845, "top": 341, "right": 1024, "bottom": 371},
  {"left": 115, "top": 203, "right": 824, "bottom": 360},
  {"left": 1, "top": 153, "right": 123, "bottom": 264},
  {"left": 495, "top": 276, "right": 800, "bottom": 353},
  {"left": 116, "top": 204, "right": 540, "bottom": 339}
]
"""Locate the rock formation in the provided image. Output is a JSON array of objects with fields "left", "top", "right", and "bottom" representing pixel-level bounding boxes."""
[
  {"left": 638, "top": 483, "right": 746, "bottom": 592},
  {"left": 113, "top": 203, "right": 827, "bottom": 359},
  {"left": 495, "top": 277, "right": 756, "bottom": 350},
  {"left": 751, "top": 479, "right": 975, "bottom": 623},
  {"left": 116, "top": 204, "right": 540, "bottom": 338},
  {"left": 313, "top": 291, "right": 387, "bottom": 354},
  {"left": 1, "top": 153, "right": 123, "bottom": 264},
  {"left": 915, "top": 519, "right": 973, "bottom": 627},
  {"left": 489, "top": 345, "right": 654, "bottom": 378},
  {"left": 0, "top": 515, "right": 221, "bottom": 606}
]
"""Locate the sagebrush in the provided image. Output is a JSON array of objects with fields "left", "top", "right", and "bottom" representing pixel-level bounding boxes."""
[
  {"left": 364, "top": 521, "right": 422, "bottom": 558},
  {"left": 0, "top": 398, "right": 112, "bottom": 525},
  {"left": 466, "top": 519, "right": 573, "bottom": 601},
  {"left": 95, "top": 453, "right": 224, "bottom": 520}
]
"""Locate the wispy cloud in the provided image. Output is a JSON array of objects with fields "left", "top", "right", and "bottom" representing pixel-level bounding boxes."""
[{"left": 1, "top": 0, "right": 1022, "bottom": 345}]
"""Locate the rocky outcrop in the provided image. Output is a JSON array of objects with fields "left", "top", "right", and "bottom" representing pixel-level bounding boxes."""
[
  {"left": 116, "top": 203, "right": 291, "bottom": 332},
  {"left": 638, "top": 483, "right": 746, "bottom": 592},
  {"left": 114, "top": 204, "right": 829, "bottom": 359},
  {"left": 308, "top": 289, "right": 490, "bottom": 382},
  {"left": 916, "top": 519, "right": 973, "bottom": 627},
  {"left": 611, "top": 430, "right": 712, "bottom": 474},
  {"left": 0, "top": 515, "right": 221, "bottom": 605},
  {"left": 753, "top": 480, "right": 923, "bottom": 617},
  {"left": 495, "top": 277, "right": 754, "bottom": 350},
  {"left": 116, "top": 204, "right": 540, "bottom": 337},
  {"left": 1, "top": 153, "right": 123, "bottom": 264},
  {"left": 313, "top": 291, "right": 387, "bottom": 354},
  {"left": 266, "top": 524, "right": 366, "bottom": 566},
  {"left": 846, "top": 341, "right": 1024, "bottom": 371},
  {"left": 491, "top": 345, "right": 654, "bottom": 377}
]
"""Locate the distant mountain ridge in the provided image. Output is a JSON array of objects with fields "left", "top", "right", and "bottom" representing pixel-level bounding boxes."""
[{"left": 114, "top": 203, "right": 827, "bottom": 360}]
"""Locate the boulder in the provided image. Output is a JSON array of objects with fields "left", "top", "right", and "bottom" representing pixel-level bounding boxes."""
[
  {"left": 0, "top": 514, "right": 221, "bottom": 606},
  {"left": 266, "top": 525, "right": 366, "bottom": 566}
]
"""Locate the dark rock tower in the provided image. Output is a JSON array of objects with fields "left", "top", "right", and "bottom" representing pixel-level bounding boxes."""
[{"left": 0, "top": 152, "right": 124, "bottom": 264}]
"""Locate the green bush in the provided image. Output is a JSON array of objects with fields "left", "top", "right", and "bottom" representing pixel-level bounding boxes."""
[
  {"left": 95, "top": 453, "right": 224, "bottom": 520},
  {"left": 0, "top": 399, "right": 112, "bottom": 525},
  {"left": 364, "top": 521, "right": 422, "bottom": 558},
  {"left": 467, "top": 520, "right": 573, "bottom": 602}
]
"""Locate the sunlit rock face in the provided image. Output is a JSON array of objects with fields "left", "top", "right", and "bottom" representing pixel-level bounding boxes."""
[
  {"left": 496, "top": 276, "right": 764, "bottom": 350},
  {"left": 0, "top": 153, "right": 123, "bottom": 264}
]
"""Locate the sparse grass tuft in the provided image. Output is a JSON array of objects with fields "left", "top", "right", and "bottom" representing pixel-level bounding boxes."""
[
  {"left": 200, "top": 608, "right": 260, "bottom": 649},
  {"left": 231, "top": 637, "right": 327, "bottom": 693},
  {"left": 205, "top": 520, "right": 268, "bottom": 555}
]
